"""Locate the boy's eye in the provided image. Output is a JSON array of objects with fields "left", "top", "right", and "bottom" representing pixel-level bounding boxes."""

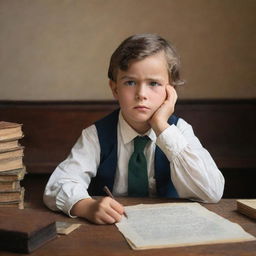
[
  {"left": 149, "top": 81, "right": 160, "bottom": 87},
  {"left": 125, "top": 80, "right": 136, "bottom": 86}
]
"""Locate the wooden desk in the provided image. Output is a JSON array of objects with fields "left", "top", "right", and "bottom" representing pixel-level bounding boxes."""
[{"left": 2, "top": 175, "right": 256, "bottom": 256}]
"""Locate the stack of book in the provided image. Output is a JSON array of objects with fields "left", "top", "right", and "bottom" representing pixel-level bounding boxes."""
[{"left": 0, "top": 121, "right": 26, "bottom": 209}]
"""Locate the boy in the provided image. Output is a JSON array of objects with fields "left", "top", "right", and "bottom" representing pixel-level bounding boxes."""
[{"left": 43, "top": 34, "right": 225, "bottom": 224}]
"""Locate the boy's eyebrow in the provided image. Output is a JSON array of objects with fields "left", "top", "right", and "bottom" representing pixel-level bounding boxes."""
[
  {"left": 120, "top": 75, "right": 164, "bottom": 82},
  {"left": 120, "top": 75, "right": 136, "bottom": 80}
]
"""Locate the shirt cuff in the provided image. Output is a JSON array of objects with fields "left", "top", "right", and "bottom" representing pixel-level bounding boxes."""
[
  {"left": 55, "top": 182, "right": 91, "bottom": 218},
  {"left": 156, "top": 125, "right": 188, "bottom": 161}
]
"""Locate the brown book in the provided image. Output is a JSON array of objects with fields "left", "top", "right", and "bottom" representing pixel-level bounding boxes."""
[
  {"left": 0, "top": 140, "right": 20, "bottom": 152},
  {"left": 237, "top": 199, "right": 256, "bottom": 219},
  {"left": 0, "top": 121, "right": 23, "bottom": 142},
  {"left": 0, "top": 157, "right": 23, "bottom": 172},
  {"left": 0, "top": 180, "right": 20, "bottom": 191},
  {"left": 0, "top": 200, "right": 24, "bottom": 209},
  {"left": 0, "top": 208, "right": 57, "bottom": 253},
  {"left": 0, "top": 167, "right": 26, "bottom": 182},
  {"left": 0, "top": 146, "right": 24, "bottom": 161},
  {"left": 0, "top": 187, "right": 24, "bottom": 203}
]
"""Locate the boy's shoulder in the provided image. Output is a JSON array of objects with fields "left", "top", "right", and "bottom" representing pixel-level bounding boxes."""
[
  {"left": 168, "top": 115, "right": 179, "bottom": 125},
  {"left": 80, "top": 109, "right": 120, "bottom": 141},
  {"left": 95, "top": 109, "right": 120, "bottom": 127},
  {"left": 94, "top": 109, "right": 120, "bottom": 148}
]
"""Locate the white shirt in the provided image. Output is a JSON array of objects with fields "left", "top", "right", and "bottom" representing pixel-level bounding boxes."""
[{"left": 43, "top": 112, "right": 225, "bottom": 217}]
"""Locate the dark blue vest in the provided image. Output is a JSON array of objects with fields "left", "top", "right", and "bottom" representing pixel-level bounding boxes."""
[{"left": 88, "top": 109, "right": 179, "bottom": 198}]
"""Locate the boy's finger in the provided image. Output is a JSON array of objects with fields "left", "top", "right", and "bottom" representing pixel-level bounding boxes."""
[
  {"left": 105, "top": 207, "right": 123, "bottom": 223},
  {"left": 100, "top": 212, "right": 117, "bottom": 224},
  {"left": 109, "top": 198, "right": 125, "bottom": 215},
  {"left": 168, "top": 85, "right": 177, "bottom": 102}
]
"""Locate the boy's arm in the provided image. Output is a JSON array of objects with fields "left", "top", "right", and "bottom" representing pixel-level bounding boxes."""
[
  {"left": 156, "top": 120, "right": 225, "bottom": 203},
  {"left": 43, "top": 125, "right": 125, "bottom": 224},
  {"left": 149, "top": 85, "right": 224, "bottom": 203}
]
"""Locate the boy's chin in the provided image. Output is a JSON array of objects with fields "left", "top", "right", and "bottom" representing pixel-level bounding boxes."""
[
  {"left": 129, "top": 120, "right": 151, "bottom": 134},
  {"left": 122, "top": 110, "right": 152, "bottom": 126},
  {"left": 130, "top": 116, "right": 152, "bottom": 127},
  {"left": 130, "top": 113, "right": 151, "bottom": 122}
]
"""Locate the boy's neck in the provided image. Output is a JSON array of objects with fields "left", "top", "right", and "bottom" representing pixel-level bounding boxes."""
[
  {"left": 125, "top": 119, "right": 150, "bottom": 135},
  {"left": 120, "top": 111, "right": 151, "bottom": 135},
  {"left": 133, "top": 124, "right": 151, "bottom": 135}
]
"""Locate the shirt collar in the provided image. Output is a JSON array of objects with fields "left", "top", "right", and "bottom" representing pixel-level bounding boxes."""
[{"left": 118, "top": 111, "right": 156, "bottom": 144}]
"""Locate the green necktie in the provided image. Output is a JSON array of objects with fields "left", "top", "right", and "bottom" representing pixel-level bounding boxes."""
[{"left": 128, "top": 136, "right": 149, "bottom": 197}]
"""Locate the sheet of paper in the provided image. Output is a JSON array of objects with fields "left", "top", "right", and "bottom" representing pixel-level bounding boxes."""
[
  {"left": 56, "top": 222, "right": 81, "bottom": 235},
  {"left": 116, "top": 202, "right": 255, "bottom": 250}
]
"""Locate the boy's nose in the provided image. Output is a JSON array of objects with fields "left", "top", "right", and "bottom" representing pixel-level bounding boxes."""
[{"left": 135, "top": 84, "right": 147, "bottom": 100}]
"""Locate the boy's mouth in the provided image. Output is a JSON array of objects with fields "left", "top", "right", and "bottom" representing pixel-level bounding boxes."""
[{"left": 134, "top": 105, "right": 149, "bottom": 111}]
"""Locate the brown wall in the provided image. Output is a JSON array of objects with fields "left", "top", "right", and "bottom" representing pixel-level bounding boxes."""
[{"left": 0, "top": 0, "right": 255, "bottom": 100}]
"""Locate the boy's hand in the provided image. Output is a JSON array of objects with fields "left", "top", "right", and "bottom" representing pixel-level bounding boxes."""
[
  {"left": 70, "top": 197, "right": 125, "bottom": 225},
  {"left": 149, "top": 85, "right": 177, "bottom": 136}
]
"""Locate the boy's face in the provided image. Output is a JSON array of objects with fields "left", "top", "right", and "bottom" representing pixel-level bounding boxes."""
[{"left": 109, "top": 51, "right": 169, "bottom": 133}]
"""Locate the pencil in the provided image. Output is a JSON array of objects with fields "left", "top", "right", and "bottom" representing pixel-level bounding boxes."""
[{"left": 103, "top": 186, "right": 128, "bottom": 218}]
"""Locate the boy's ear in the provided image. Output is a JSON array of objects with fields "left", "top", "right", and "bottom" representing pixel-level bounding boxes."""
[{"left": 109, "top": 80, "right": 118, "bottom": 99}]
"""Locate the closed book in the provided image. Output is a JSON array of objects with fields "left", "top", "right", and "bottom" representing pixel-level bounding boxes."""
[
  {"left": 0, "top": 187, "right": 24, "bottom": 203},
  {"left": 0, "top": 200, "right": 24, "bottom": 209},
  {"left": 0, "top": 157, "right": 23, "bottom": 172},
  {"left": 0, "top": 180, "right": 20, "bottom": 191},
  {"left": 0, "top": 140, "right": 20, "bottom": 152},
  {"left": 0, "top": 208, "right": 57, "bottom": 253},
  {"left": 0, "top": 147, "right": 24, "bottom": 161},
  {"left": 0, "top": 167, "right": 26, "bottom": 182},
  {"left": 237, "top": 199, "right": 256, "bottom": 219},
  {"left": 0, "top": 122, "right": 23, "bottom": 142}
]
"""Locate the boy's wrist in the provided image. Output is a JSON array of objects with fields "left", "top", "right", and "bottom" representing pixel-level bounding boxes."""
[
  {"left": 70, "top": 197, "right": 95, "bottom": 218},
  {"left": 151, "top": 120, "right": 169, "bottom": 137}
]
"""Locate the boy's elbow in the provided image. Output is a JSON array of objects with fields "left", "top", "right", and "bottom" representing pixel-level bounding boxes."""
[
  {"left": 204, "top": 194, "right": 222, "bottom": 204},
  {"left": 192, "top": 192, "right": 222, "bottom": 204},
  {"left": 204, "top": 175, "right": 225, "bottom": 203},
  {"left": 201, "top": 186, "right": 224, "bottom": 204},
  {"left": 43, "top": 190, "right": 59, "bottom": 212}
]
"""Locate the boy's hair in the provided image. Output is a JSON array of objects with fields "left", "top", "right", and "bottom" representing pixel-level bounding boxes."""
[{"left": 108, "top": 34, "right": 185, "bottom": 86}]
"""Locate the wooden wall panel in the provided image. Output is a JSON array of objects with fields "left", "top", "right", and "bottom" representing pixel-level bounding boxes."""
[
  {"left": 1, "top": 100, "right": 255, "bottom": 198},
  {"left": 0, "top": 101, "right": 118, "bottom": 173},
  {"left": 1, "top": 100, "right": 255, "bottom": 173}
]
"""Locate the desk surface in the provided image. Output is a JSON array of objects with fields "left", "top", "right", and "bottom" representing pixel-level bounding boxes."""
[{"left": 2, "top": 175, "right": 256, "bottom": 256}]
